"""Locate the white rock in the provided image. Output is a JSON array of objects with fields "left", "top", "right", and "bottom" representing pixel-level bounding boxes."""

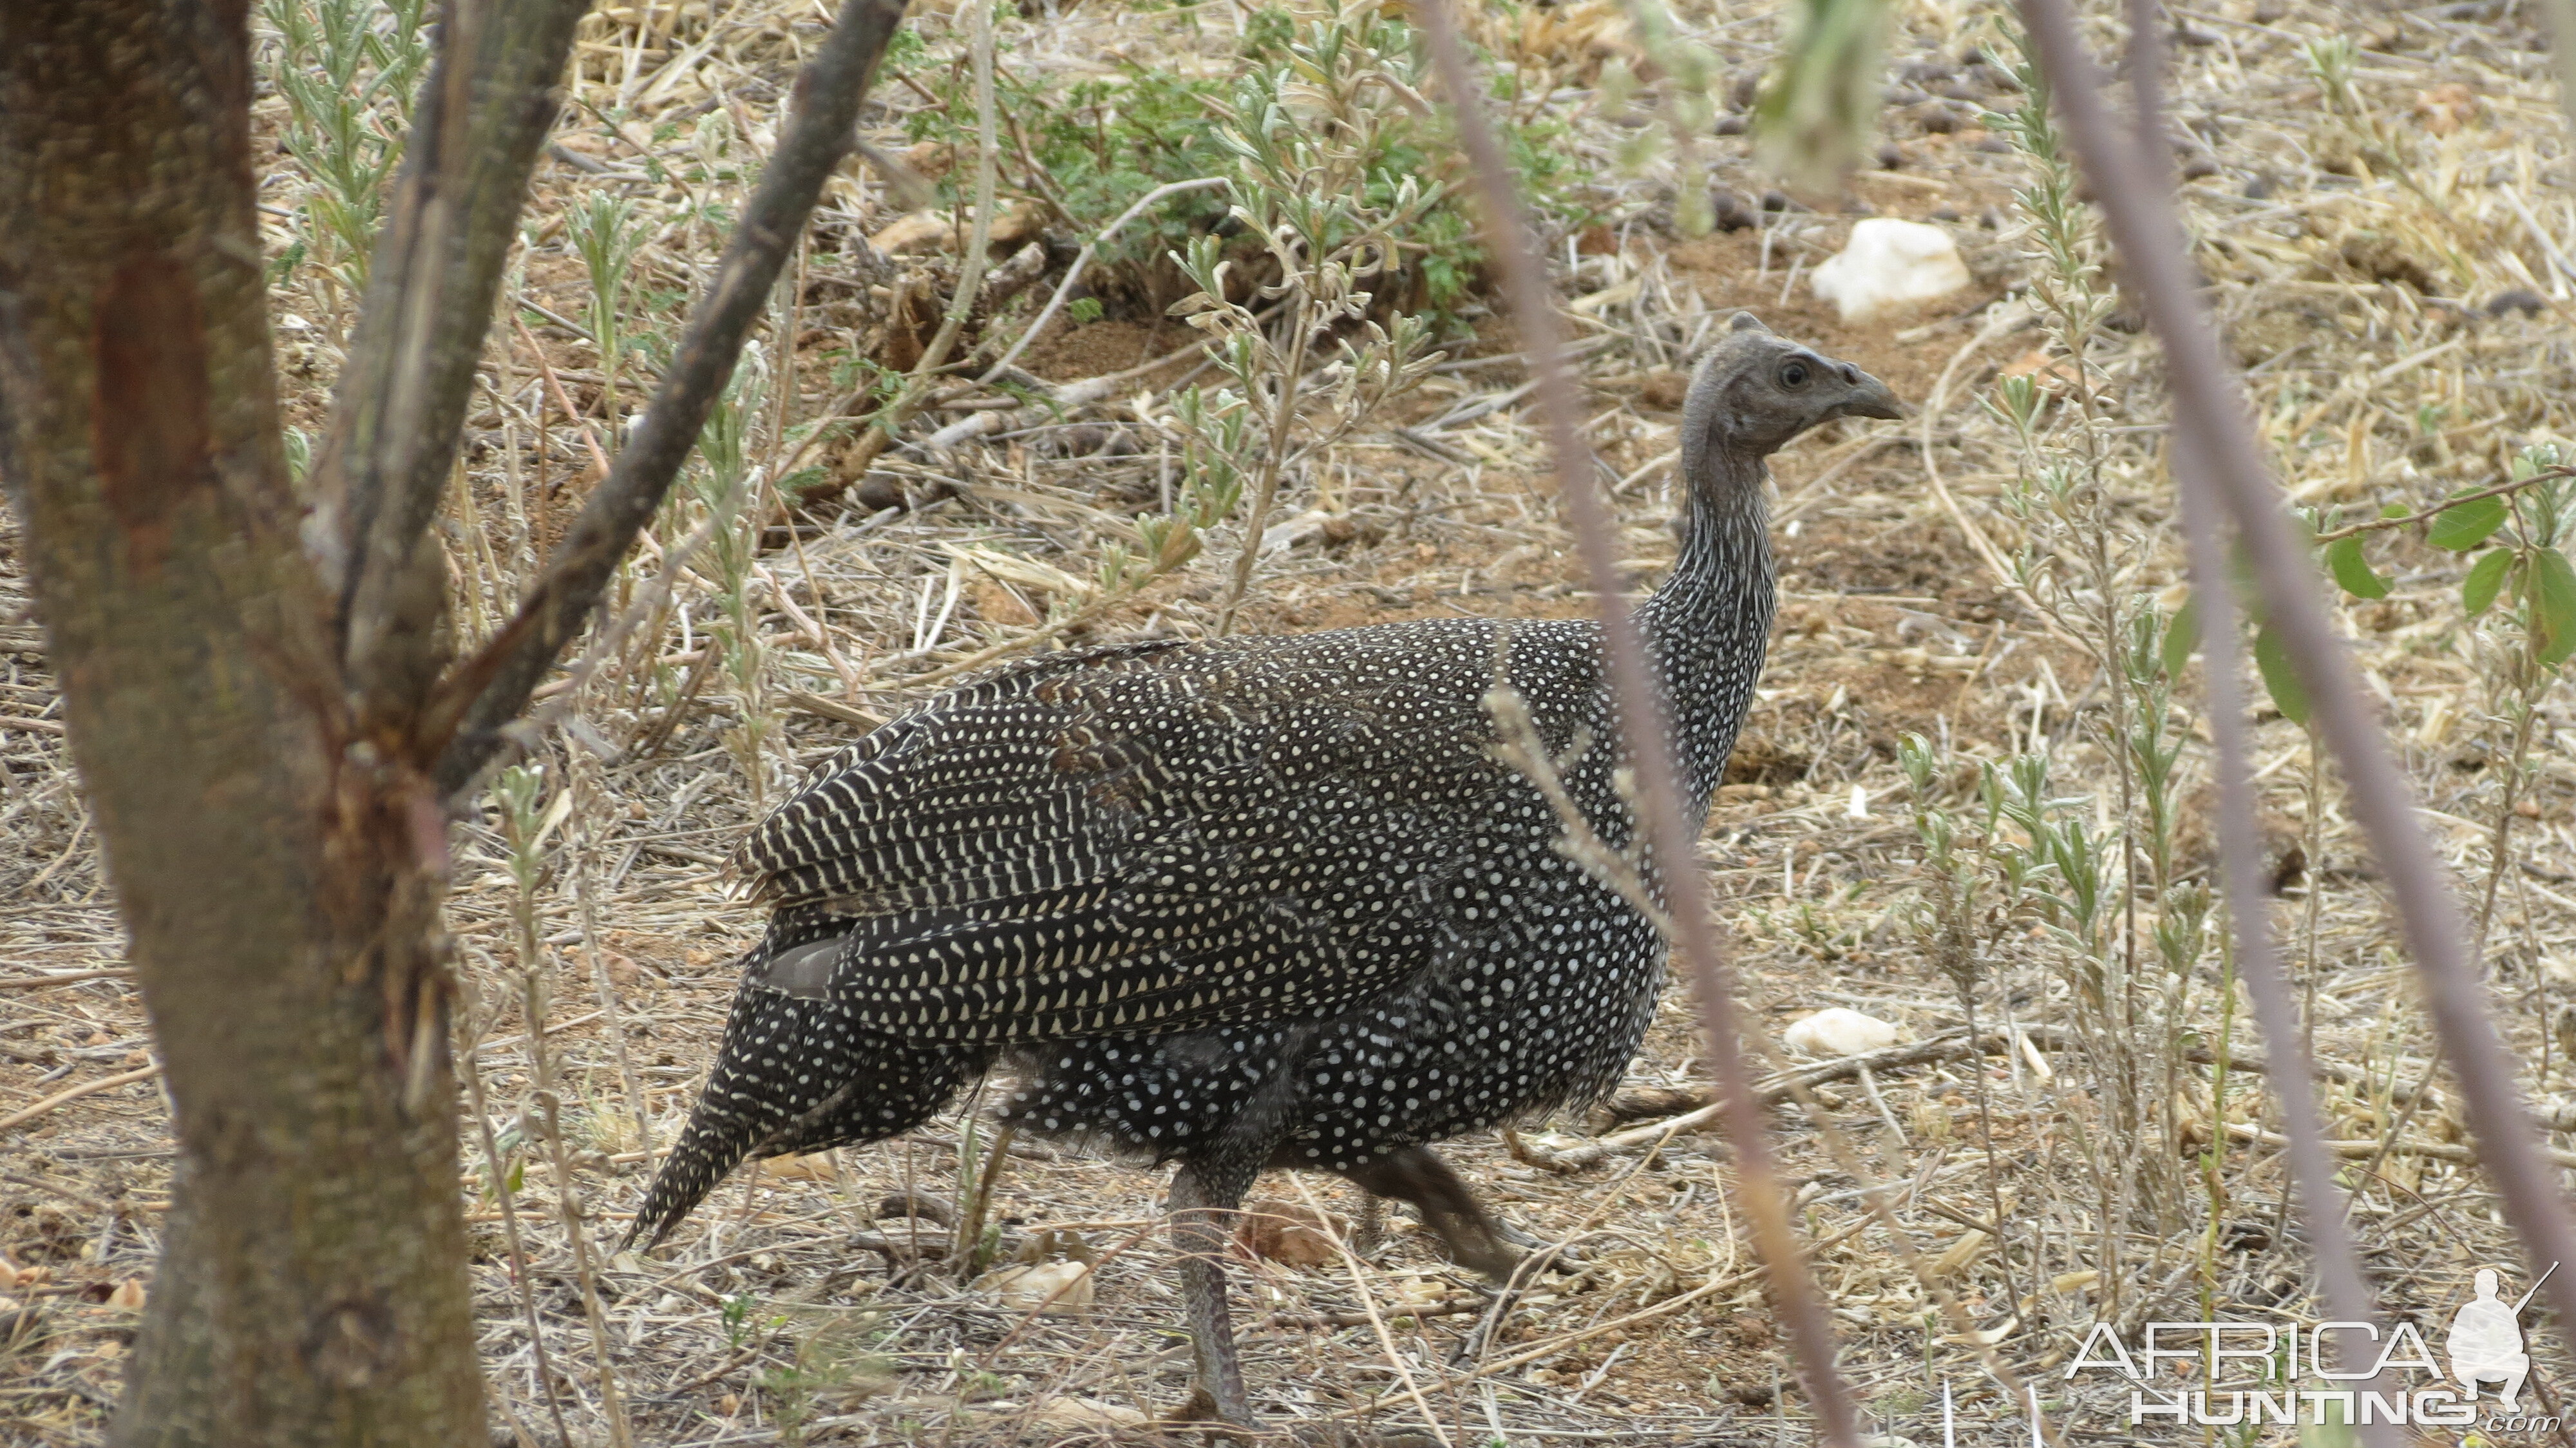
[
  {"left": 1023, "top": 1398, "right": 1148, "bottom": 1430},
  {"left": 978, "top": 1259, "right": 1094, "bottom": 1315},
  {"left": 1783, "top": 1007, "right": 1901, "bottom": 1058},
  {"left": 1810, "top": 219, "right": 1971, "bottom": 323}
]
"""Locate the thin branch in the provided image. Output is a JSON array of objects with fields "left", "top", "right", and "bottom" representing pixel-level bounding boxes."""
[
  {"left": 0, "top": 1063, "right": 161, "bottom": 1134},
  {"left": 2311, "top": 466, "right": 2574, "bottom": 542},
  {"left": 1409, "top": 3, "right": 1858, "bottom": 1443},
  {"left": 2020, "top": 0, "right": 2576, "bottom": 1357},
  {"left": 797, "top": 0, "right": 1001, "bottom": 511},
  {"left": 975, "top": 176, "right": 1230, "bottom": 384},
  {"left": 316, "top": 0, "right": 591, "bottom": 727},
  {"left": 426, "top": 0, "right": 911, "bottom": 797}
]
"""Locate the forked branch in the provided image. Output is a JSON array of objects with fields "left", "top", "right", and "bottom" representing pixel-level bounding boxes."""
[
  {"left": 428, "top": 0, "right": 910, "bottom": 796},
  {"left": 316, "top": 0, "right": 590, "bottom": 728}
]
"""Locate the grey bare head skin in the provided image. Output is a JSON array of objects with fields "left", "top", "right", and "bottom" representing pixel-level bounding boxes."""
[{"left": 1680, "top": 310, "right": 1905, "bottom": 476}]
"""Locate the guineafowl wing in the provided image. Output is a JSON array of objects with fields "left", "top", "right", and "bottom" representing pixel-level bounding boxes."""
[{"left": 736, "top": 621, "right": 1583, "bottom": 1042}]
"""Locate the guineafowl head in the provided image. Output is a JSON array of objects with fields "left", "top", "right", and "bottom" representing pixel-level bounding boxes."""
[{"left": 1681, "top": 311, "right": 1904, "bottom": 464}]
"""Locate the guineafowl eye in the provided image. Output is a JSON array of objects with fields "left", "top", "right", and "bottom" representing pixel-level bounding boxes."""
[{"left": 634, "top": 312, "right": 1902, "bottom": 1431}]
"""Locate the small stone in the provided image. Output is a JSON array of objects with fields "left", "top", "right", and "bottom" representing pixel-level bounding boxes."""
[
  {"left": 2179, "top": 151, "right": 2221, "bottom": 180},
  {"left": 2488, "top": 289, "right": 2548, "bottom": 318},
  {"left": 1914, "top": 101, "right": 1969, "bottom": 134},
  {"left": 1974, "top": 135, "right": 2014, "bottom": 154},
  {"left": 1759, "top": 189, "right": 1790, "bottom": 213},
  {"left": 1877, "top": 143, "right": 1906, "bottom": 170},
  {"left": 1711, "top": 189, "right": 1758, "bottom": 232},
  {"left": 1713, "top": 113, "right": 1748, "bottom": 137},
  {"left": 1783, "top": 1006, "right": 1903, "bottom": 1057},
  {"left": 978, "top": 1260, "right": 1094, "bottom": 1316},
  {"left": 1930, "top": 205, "right": 1962, "bottom": 223},
  {"left": 2174, "top": 24, "right": 2220, "bottom": 45},
  {"left": 1236, "top": 1199, "right": 1347, "bottom": 1268},
  {"left": 2243, "top": 174, "right": 2277, "bottom": 200}
]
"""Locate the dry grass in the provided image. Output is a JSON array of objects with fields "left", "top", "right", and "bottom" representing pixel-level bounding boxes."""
[{"left": 8, "top": 0, "right": 2576, "bottom": 1442}]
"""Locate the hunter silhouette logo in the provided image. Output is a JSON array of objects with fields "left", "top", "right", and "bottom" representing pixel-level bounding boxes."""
[{"left": 2450, "top": 1264, "right": 2552, "bottom": 1414}]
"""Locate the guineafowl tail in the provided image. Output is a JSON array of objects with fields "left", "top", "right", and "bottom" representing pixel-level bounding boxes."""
[{"left": 628, "top": 964, "right": 993, "bottom": 1248}]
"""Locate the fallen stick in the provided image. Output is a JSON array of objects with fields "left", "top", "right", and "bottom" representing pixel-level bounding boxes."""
[
  {"left": 0, "top": 1063, "right": 162, "bottom": 1132},
  {"left": 0, "top": 967, "right": 133, "bottom": 991},
  {"left": 2221, "top": 1120, "right": 2576, "bottom": 1172},
  {"left": 1527, "top": 1029, "right": 2007, "bottom": 1170}
]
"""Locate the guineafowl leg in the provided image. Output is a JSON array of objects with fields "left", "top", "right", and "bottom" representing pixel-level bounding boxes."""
[
  {"left": 1349, "top": 1191, "right": 1387, "bottom": 1257},
  {"left": 1168, "top": 1160, "right": 1253, "bottom": 1425},
  {"left": 1341, "top": 1146, "right": 1519, "bottom": 1281}
]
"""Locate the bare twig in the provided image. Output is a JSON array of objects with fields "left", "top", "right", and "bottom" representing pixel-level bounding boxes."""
[
  {"left": 1411, "top": 2, "right": 1857, "bottom": 1442},
  {"left": 2312, "top": 466, "right": 2575, "bottom": 542},
  {"left": 316, "top": 0, "right": 591, "bottom": 725},
  {"left": 458, "top": 1015, "right": 573, "bottom": 1448},
  {"left": 976, "top": 176, "right": 1229, "bottom": 384},
  {"left": 0, "top": 967, "right": 133, "bottom": 990},
  {"left": 429, "top": 0, "right": 911, "bottom": 797},
  {"left": 802, "top": 0, "right": 1003, "bottom": 506},
  {"left": 0, "top": 1063, "right": 160, "bottom": 1134}
]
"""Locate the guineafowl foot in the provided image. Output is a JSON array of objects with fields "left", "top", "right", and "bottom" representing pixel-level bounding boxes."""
[
  {"left": 1491, "top": 1217, "right": 1591, "bottom": 1273},
  {"left": 1338, "top": 1146, "right": 1520, "bottom": 1281},
  {"left": 1168, "top": 1161, "right": 1256, "bottom": 1429}
]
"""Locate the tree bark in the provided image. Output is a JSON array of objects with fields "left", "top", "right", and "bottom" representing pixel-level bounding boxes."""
[
  {"left": 1, "top": 0, "right": 913, "bottom": 1439},
  {"left": 0, "top": 4, "right": 485, "bottom": 1444}
]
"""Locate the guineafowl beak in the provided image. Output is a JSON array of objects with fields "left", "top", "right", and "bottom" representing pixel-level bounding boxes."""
[{"left": 1836, "top": 371, "right": 1906, "bottom": 422}]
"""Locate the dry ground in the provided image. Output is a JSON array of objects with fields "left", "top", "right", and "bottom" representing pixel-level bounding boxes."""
[{"left": 9, "top": 0, "right": 2576, "bottom": 1443}]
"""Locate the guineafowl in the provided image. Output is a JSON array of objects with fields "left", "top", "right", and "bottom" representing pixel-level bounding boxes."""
[{"left": 630, "top": 312, "right": 1902, "bottom": 1424}]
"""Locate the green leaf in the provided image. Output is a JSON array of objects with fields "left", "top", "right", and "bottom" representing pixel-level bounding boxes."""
[
  {"left": 2427, "top": 495, "right": 2508, "bottom": 551},
  {"left": 2462, "top": 548, "right": 2513, "bottom": 616},
  {"left": 1753, "top": 0, "right": 1893, "bottom": 188},
  {"left": 2254, "top": 624, "right": 2310, "bottom": 725},
  {"left": 2162, "top": 595, "right": 2199, "bottom": 677},
  {"left": 2380, "top": 502, "right": 2410, "bottom": 519},
  {"left": 2325, "top": 535, "right": 2389, "bottom": 599},
  {"left": 2533, "top": 548, "right": 2576, "bottom": 666}
]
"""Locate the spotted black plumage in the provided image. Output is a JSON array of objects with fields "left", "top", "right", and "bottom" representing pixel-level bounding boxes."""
[{"left": 631, "top": 315, "right": 1902, "bottom": 1424}]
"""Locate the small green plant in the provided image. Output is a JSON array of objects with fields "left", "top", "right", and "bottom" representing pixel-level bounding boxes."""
[
  {"left": 1159, "top": 0, "right": 1452, "bottom": 627},
  {"left": 685, "top": 348, "right": 777, "bottom": 801},
  {"left": 2308, "top": 450, "right": 2576, "bottom": 998},
  {"left": 263, "top": 0, "right": 432, "bottom": 305},
  {"left": 566, "top": 193, "right": 654, "bottom": 419},
  {"left": 722, "top": 1291, "right": 759, "bottom": 1350},
  {"left": 1984, "top": 21, "right": 2204, "bottom": 1275},
  {"left": 1897, "top": 732, "right": 2017, "bottom": 1313},
  {"left": 905, "top": 0, "right": 1584, "bottom": 323}
]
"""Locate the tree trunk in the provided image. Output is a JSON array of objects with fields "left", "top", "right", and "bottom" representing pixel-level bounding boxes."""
[{"left": 0, "top": 4, "right": 486, "bottom": 1443}]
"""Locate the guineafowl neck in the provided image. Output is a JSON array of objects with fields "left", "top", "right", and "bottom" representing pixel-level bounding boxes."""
[{"left": 1634, "top": 449, "right": 1777, "bottom": 809}]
